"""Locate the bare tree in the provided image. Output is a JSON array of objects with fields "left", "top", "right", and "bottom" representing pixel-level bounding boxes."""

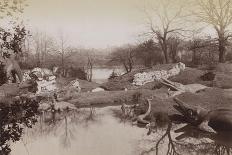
[
  {"left": 86, "top": 53, "right": 94, "bottom": 82},
  {"left": 195, "top": 0, "right": 232, "bottom": 62},
  {"left": 110, "top": 46, "right": 135, "bottom": 73},
  {"left": 145, "top": 0, "right": 185, "bottom": 63},
  {"left": 56, "top": 32, "right": 73, "bottom": 77},
  {"left": 32, "top": 31, "right": 55, "bottom": 67}
]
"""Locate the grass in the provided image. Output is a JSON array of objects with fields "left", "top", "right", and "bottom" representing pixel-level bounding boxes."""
[
  {"left": 68, "top": 89, "right": 155, "bottom": 108},
  {"left": 3, "top": 63, "right": 232, "bottom": 120},
  {"left": 66, "top": 63, "right": 232, "bottom": 117}
]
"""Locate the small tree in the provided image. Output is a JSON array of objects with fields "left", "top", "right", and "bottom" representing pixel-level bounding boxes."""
[
  {"left": 145, "top": 0, "right": 185, "bottom": 63},
  {"left": 86, "top": 54, "right": 94, "bottom": 82},
  {"left": 55, "top": 32, "right": 73, "bottom": 77}
]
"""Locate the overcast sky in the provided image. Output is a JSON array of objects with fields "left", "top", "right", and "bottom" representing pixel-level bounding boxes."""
[
  {"left": 0, "top": 0, "right": 216, "bottom": 49},
  {"left": 21, "top": 0, "right": 150, "bottom": 48}
]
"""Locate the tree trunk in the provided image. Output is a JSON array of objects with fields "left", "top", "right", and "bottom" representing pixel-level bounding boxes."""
[
  {"left": 163, "top": 47, "right": 169, "bottom": 64},
  {"left": 61, "top": 55, "right": 65, "bottom": 77},
  {"left": 171, "top": 51, "right": 177, "bottom": 63},
  {"left": 218, "top": 38, "right": 226, "bottom": 63},
  {"left": 123, "top": 62, "right": 129, "bottom": 73},
  {"left": 160, "top": 39, "right": 169, "bottom": 64},
  {"left": 192, "top": 50, "right": 197, "bottom": 65}
]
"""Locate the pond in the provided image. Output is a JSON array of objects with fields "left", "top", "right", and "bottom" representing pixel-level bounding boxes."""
[
  {"left": 10, "top": 107, "right": 149, "bottom": 155},
  {"left": 91, "top": 67, "right": 124, "bottom": 84},
  {"left": 3, "top": 104, "right": 232, "bottom": 155}
]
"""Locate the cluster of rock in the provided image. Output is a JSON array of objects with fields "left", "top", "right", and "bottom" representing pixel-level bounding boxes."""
[
  {"left": 22, "top": 67, "right": 58, "bottom": 94},
  {"left": 133, "top": 62, "right": 186, "bottom": 86}
]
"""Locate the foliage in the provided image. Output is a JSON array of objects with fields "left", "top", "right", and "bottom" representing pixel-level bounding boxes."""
[
  {"left": 187, "top": 37, "right": 218, "bottom": 66},
  {"left": 67, "top": 67, "right": 87, "bottom": 80},
  {"left": 0, "top": 97, "right": 39, "bottom": 154},
  {"left": 0, "top": 25, "right": 28, "bottom": 54},
  {"left": 0, "top": 0, "right": 27, "bottom": 18},
  {"left": 135, "top": 39, "right": 163, "bottom": 66}
]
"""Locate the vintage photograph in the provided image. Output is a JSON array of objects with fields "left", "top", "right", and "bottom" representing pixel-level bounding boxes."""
[{"left": 0, "top": 0, "right": 232, "bottom": 155}]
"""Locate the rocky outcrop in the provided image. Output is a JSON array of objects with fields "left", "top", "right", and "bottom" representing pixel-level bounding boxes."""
[{"left": 133, "top": 62, "right": 185, "bottom": 86}]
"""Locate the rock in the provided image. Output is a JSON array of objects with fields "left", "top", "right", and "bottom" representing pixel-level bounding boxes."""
[
  {"left": 161, "top": 79, "right": 208, "bottom": 97},
  {"left": 31, "top": 67, "right": 53, "bottom": 77},
  {"left": 54, "top": 101, "right": 77, "bottom": 111},
  {"left": 39, "top": 101, "right": 77, "bottom": 111},
  {"left": 56, "top": 79, "right": 81, "bottom": 101},
  {"left": 22, "top": 70, "right": 31, "bottom": 82},
  {"left": 91, "top": 87, "right": 105, "bottom": 92},
  {"left": 22, "top": 67, "right": 58, "bottom": 94},
  {"left": 36, "top": 79, "right": 57, "bottom": 94},
  {"left": 65, "top": 79, "right": 81, "bottom": 90},
  {"left": 39, "top": 102, "right": 51, "bottom": 111},
  {"left": 184, "top": 84, "right": 208, "bottom": 93},
  {"left": 133, "top": 62, "right": 185, "bottom": 86}
]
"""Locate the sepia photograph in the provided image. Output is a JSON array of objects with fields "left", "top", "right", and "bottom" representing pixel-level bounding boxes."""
[{"left": 0, "top": 0, "right": 232, "bottom": 154}]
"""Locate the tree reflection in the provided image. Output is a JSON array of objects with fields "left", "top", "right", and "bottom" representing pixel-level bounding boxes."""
[
  {"left": 0, "top": 97, "right": 39, "bottom": 155},
  {"left": 143, "top": 117, "right": 232, "bottom": 155},
  {"left": 142, "top": 122, "right": 179, "bottom": 155}
]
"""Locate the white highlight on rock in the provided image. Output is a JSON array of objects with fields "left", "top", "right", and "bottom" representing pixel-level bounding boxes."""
[
  {"left": 92, "top": 87, "right": 105, "bottom": 92},
  {"left": 133, "top": 62, "right": 186, "bottom": 86}
]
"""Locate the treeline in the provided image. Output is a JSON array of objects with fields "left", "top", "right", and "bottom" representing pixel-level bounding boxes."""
[
  {"left": 108, "top": 37, "right": 232, "bottom": 73},
  {"left": 108, "top": 0, "right": 232, "bottom": 73}
]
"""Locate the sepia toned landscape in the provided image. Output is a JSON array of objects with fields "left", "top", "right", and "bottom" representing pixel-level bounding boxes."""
[{"left": 0, "top": 0, "right": 232, "bottom": 155}]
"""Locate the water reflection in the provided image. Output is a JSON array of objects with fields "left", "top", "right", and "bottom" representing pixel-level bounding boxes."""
[
  {"left": 6, "top": 105, "right": 232, "bottom": 155},
  {"left": 142, "top": 120, "right": 232, "bottom": 155},
  {"left": 0, "top": 97, "right": 39, "bottom": 155},
  {"left": 11, "top": 107, "right": 148, "bottom": 155}
]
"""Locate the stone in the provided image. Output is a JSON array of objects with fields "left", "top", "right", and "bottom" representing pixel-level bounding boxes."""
[
  {"left": 91, "top": 87, "right": 105, "bottom": 92},
  {"left": 133, "top": 62, "right": 186, "bottom": 86}
]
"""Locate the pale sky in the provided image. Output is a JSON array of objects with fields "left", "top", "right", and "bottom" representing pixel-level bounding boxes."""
[
  {"left": 1, "top": 0, "right": 216, "bottom": 49},
  {"left": 22, "top": 0, "right": 148, "bottom": 48}
]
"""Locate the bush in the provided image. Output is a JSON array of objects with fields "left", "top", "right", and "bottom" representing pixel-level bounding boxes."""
[{"left": 68, "top": 67, "right": 87, "bottom": 80}]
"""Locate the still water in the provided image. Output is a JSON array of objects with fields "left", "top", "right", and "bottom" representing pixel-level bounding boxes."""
[
  {"left": 4, "top": 105, "right": 232, "bottom": 155},
  {"left": 10, "top": 107, "right": 149, "bottom": 155},
  {"left": 91, "top": 67, "right": 124, "bottom": 84}
]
